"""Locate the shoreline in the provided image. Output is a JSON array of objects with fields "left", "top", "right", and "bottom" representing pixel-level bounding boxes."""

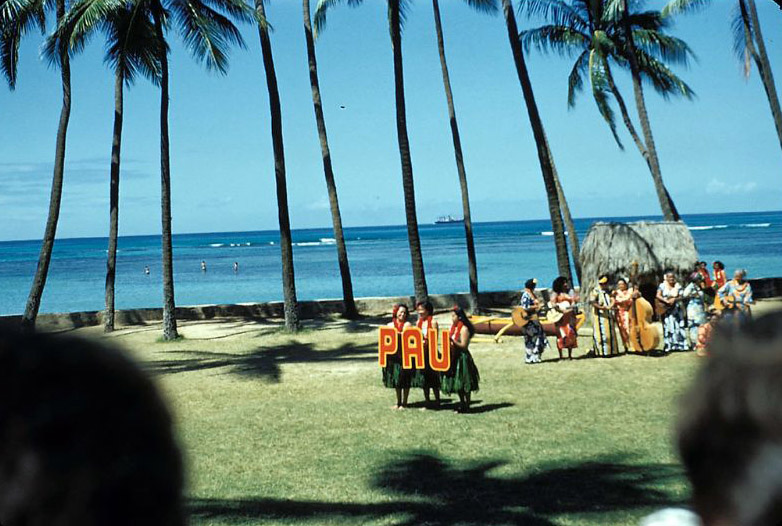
[{"left": 2, "top": 277, "right": 781, "bottom": 332}]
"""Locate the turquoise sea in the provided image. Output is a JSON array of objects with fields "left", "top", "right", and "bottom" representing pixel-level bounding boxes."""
[{"left": 0, "top": 211, "right": 779, "bottom": 316}]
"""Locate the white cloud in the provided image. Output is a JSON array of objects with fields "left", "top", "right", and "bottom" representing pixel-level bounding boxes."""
[{"left": 705, "top": 178, "right": 758, "bottom": 196}]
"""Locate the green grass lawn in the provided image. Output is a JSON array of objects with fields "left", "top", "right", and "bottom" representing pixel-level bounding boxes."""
[{"left": 98, "top": 315, "right": 700, "bottom": 526}]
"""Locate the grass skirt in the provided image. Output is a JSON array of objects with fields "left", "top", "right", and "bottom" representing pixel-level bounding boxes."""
[
  {"left": 440, "top": 348, "right": 479, "bottom": 394},
  {"left": 382, "top": 361, "right": 413, "bottom": 389}
]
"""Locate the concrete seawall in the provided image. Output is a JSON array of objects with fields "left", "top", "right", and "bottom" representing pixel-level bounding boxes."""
[{"left": 2, "top": 277, "right": 781, "bottom": 332}]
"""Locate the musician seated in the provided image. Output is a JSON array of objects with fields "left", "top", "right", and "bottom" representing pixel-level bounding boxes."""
[{"left": 717, "top": 269, "right": 754, "bottom": 323}]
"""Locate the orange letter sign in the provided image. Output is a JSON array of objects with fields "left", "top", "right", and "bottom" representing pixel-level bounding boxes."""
[
  {"left": 378, "top": 326, "right": 397, "bottom": 367},
  {"left": 402, "top": 327, "right": 425, "bottom": 370},
  {"left": 428, "top": 329, "right": 450, "bottom": 372}
]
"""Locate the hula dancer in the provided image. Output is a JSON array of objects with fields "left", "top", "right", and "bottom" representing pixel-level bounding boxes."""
[
  {"left": 383, "top": 304, "right": 412, "bottom": 410},
  {"left": 416, "top": 301, "right": 441, "bottom": 409},
  {"left": 441, "top": 307, "right": 480, "bottom": 413}
]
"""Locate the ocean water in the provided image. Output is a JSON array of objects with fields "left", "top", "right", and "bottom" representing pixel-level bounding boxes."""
[{"left": 0, "top": 211, "right": 779, "bottom": 316}]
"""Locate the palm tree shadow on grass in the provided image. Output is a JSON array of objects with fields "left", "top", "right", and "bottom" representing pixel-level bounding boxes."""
[
  {"left": 144, "top": 341, "right": 376, "bottom": 382},
  {"left": 189, "top": 453, "right": 687, "bottom": 525}
]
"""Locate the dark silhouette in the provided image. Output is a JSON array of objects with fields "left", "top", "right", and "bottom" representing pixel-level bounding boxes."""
[{"left": 0, "top": 330, "right": 184, "bottom": 526}]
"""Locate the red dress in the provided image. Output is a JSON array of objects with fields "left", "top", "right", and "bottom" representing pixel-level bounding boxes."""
[{"left": 551, "top": 293, "right": 577, "bottom": 350}]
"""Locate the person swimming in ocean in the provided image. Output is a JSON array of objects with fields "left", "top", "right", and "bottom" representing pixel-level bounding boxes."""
[
  {"left": 201, "top": 261, "right": 207, "bottom": 272},
  {"left": 233, "top": 261, "right": 239, "bottom": 273},
  {"left": 144, "top": 266, "right": 150, "bottom": 275}
]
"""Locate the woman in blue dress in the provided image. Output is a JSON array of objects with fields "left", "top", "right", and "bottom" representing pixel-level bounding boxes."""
[
  {"left": 520, "top": 279, "right": 548, "bottom": 364},
  {"left": 683, "top": 273, "right": 708, "bottom": 348},
  {"left": 656, "top": 272, "right": 688, "bottom": 351}
]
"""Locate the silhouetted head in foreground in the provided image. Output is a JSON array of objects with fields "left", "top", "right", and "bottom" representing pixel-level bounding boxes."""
[
  {"left": 677, "top": 311, "right": 782, "bottom": 526},
  {"left": 0, "top": 330, "right": 184, "bottom": 526}
]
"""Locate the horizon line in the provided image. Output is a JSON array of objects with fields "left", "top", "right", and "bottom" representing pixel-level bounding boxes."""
[{"left": 2, "top": 209, "right": 778, "bottom": 244}]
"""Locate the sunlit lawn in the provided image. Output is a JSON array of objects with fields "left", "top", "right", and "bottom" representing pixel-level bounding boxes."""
[{"left": 97, "top": 314, "right": 699, "bottom": 526}]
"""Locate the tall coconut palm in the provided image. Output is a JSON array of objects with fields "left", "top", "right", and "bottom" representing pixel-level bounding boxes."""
[
  {"left": 256, "top": 1, "right": 299, "bottom": 331},
  {"left": 146, "top": 0, "right": 248, "bottom": 339},
  {"left": 502, "top": 0, "right": 571, "bottom": 282},
  {"left": 543, "top": 130, "right": 581, "bottom": 283},
  {"left": 314, "top": 0, "right": 429, "bottom": 303},
  {"left": 303, "top": 0, "right": 357, "bottom": 319},
  {"left": 521, "top": 0, "right": 694, "bottom": 222},
  {"left": 49, "top": 0, "right": 163, "bottom": 332},
  {"left": 2, "top": 0, "right": 71, "bottom": 332},
  {"left": 431, "top": 0, "right": 496, "bottom": 311},
  {"left": 664, "top": 0, "right": 782, "bottom": 157}
]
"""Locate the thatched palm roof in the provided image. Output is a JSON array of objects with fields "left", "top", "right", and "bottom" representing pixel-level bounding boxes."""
[{"left": 579, "top": 221, "right": 698, "bottom": 291}]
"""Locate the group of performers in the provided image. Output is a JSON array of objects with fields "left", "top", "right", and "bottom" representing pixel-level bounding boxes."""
[
  {"left": 590, "top": 262, "right": 754, "bottom": 355},
  {"left": 383, "top": 302, "right": 480, "bottom": 413},
  {"left": 517, "top": 260, "right": 754, "bottom": 359}
]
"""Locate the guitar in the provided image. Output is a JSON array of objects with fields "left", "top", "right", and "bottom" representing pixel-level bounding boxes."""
[
  {"left": 655, "top": 293, "right": 685, "bottom": 317},
  {"left": 511, "top": 307, "right": 539, "bottom": 328}
]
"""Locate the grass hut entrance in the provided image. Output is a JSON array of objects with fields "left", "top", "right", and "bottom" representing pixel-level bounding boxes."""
[{"left": 579, "top": 222, "right": 698, "bottom": 311}]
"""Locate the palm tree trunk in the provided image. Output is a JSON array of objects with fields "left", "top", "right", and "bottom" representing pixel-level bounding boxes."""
[
  {"left": 621, "top": 0, "right": 679, "bottom": 221},
  {"left": 105, "top": 68, "right": 124, "bottom": 332},
  {"left": 604, "top": 63, "right": 680, "bottom": 220},
  {"left": 501, "top": 0, "right": 571, "bottom": 281},
  {"left": 154, "top": 8, "right": 179, "bottom": 340},
  {"left": 20, "top": 0, "right": 71, "bottom": 332},
  {"left": 543, "top": 131, "right": 579, "bottom": 284},
  {"left": 389, "top": 0, "right": 428, "bottom": 303},
  {"left": 745, "top": 0, "right": 782, "bottom": 156},
  {"left": 431, "top": 0, "right": 479, "bottom": 311},
  {"left": 303, "top": 0, "right": 358, "bottom": 319},
  {"left": 257, "top": 0, "right": 300, "bottom": 331}
]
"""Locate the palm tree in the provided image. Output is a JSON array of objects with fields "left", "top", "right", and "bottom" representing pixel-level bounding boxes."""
[
  {"left": 2, "top": 0, "right": 71, "bottom": 332},
  {"left": 146, "top": 0, "right": 248, "bottom": 339},
  {"left": 664, "top": 0, "right": 782, "bottom": 157},
  {"left": 256, "top": 0, "right": 300, "bottom": 331},
  {"left": 303, "top": 0, "right": 357, "bottom": 319},
  {"left": 501, "top": 0, "right": 572, "bottom": 282},
  {"left": 543, "top": 130, "right": 581, "bottom": 283},
  {"left": 50, "top": 0, "right": 163, "bottom": 332},
  {"left": 431, "top": 0, "right": 496, "bottom": 310},
  {"left": 521, "top": 0, "right": 694, "bottom": 222},
  {"left": 314, "top": 0, "right": 429, "bottom": 303}
]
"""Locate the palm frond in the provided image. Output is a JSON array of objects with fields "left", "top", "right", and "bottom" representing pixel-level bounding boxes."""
[
  {"left": 312, "top": 0, "right": 363, "bottom": 37},
  {"left": 170, "top": 0, "right": 245, "bottom": 74},
  {"left": 661, "top": 0, "right": 710, "bottom": 18},
  {"left": 589, "top": 47, "right": 624, "bottom": 149},
  {"left": 566, "top": 48, "right": 589, "bottom": 107},
  {"left": 732, "top": 1, "right": 753, "bottom": 78},
  {"left": 518, "top": 0, "right": 589, "bottom": 34},
  {"left": 519, "top": 24, "right": 589, "bottom": 57},
  {"left": 200, "top": 0, "right": 253, "bottom": 24},
  {"left": 105, "top": 1, "right": 163, "bottom": 85},
  {"left": 632, "top": 29, "right": 694, "bottom": 66},
  {"left": 602, "top": 0, "right": 644, "bottom": 23},
  {"left": 0, "top": 0, "right": 46, "bottom": 87},
  {"left": 635, "top": 47, "right": 695, "bottom": 100},
  {"left": 391, "top": 0, "right": 412, "bottom": 32},
  {"left": 44, "top": 0, "right": 123, "bottom": 65},
  {"left": 463, "top": 0, "right": 498, "bottom": 14}
]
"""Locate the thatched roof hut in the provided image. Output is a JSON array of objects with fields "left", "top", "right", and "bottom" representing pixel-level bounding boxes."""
[{"left": 579, "top": 222, "right": 698, "bottom": 297}]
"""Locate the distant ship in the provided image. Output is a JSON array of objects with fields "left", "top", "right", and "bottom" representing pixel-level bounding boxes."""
[{"left": 434, "top": 215, "right": 464, "bottom": 225}]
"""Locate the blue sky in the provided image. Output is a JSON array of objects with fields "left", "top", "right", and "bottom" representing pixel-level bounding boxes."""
[{"left": 1, "top": 0, "right": 781, "bottom": 241}]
